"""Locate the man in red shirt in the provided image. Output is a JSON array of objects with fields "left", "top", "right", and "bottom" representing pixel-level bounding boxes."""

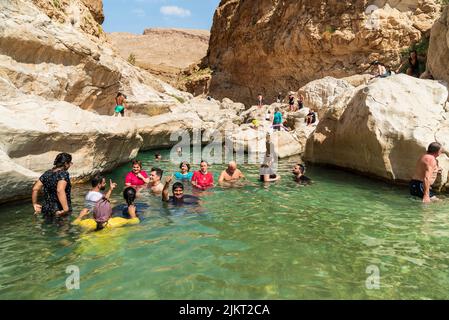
[{"left": 192, "top": 161, "right": 214, "bottom": 190}]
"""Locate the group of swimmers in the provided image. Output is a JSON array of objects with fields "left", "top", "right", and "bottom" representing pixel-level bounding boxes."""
[
  {"left": 31, "top": 149, "right": 312, "bottom": 232},
  {"left": 30, "top": 141, "right": 443, "bottom": 232}
]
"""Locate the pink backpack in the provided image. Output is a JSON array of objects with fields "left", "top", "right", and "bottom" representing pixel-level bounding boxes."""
[{"left": 93, "top": 197, "right": 112, "bottom": 224}]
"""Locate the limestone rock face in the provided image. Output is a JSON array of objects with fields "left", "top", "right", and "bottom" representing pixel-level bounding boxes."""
[
  {"left": 107, "top": 29, "right": 210, "bottom": 86},
  {"left": 304, "top": 74, "right": 449, "bottom": 189},
  {"left": 297, "top": 77, "right": 355, "bottom": 118},
  {"left": 32, "top": 0, "right": 105, "bottom": 37},
  {"left": 207, "top": 0, "right": 441, "bottom": 105},
  {"left": 0, "top": 0, "right": 191, "bottom": 116},
  {"left": 0, "top": 93, "right": 142, "bottom": 204},
  {"left": 427, "top": 5, "right": 449, "bottom": 87}
]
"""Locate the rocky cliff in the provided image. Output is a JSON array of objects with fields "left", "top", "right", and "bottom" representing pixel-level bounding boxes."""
[
  {"left": 0, "top": 0, "right": 194, "bottom": 204},
  {"left": 427, "top": 5, "right": 449, "bottom": 86},
  {"left": 1, "top": 0, "right": 191, "bottom": 116},
  {"left": 207, "top": 0, "right": 442, "bottom": 105}
]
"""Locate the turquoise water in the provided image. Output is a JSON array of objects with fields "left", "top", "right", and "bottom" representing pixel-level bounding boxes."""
[{"left": 0, "top": 150, "right": 449, "bottom": 300}]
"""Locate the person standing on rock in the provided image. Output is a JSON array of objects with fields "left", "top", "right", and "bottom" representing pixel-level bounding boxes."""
[
  {"left": 114, "top": 92, "right": 128, "bottom": 117},
  {"left": 410, "top": 142, "right": 443, "bottom": 203},
  {"left": 258, "top": 94, "right": 263, "bottom": 108},
  {"left": 32, "top": 153, "right": 73, "bottom": 219},
  {"left": 125, "top": 160, "right": 150, "bottom": 187},
  {"left": 396, "top": 50, "right": 422, "bottom": 78},
  {"left": 272, "top": 107, "right": 283, "bottom": 131},
  {"left": 289, "top": 94, "right": 296, "bottom": 112},
  {"left": 297, "top": 95, "right": 304, "bottom": 110}
]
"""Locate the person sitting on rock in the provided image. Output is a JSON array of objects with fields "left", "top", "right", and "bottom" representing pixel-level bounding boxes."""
[
  {"left": 192, "top": 160, "right": 214, "bottom": 190},
  {"left": 114, "top": 92, "right": 128, "bottom": 117},
  {"left": 162, "top": 176, "right": 200, "bottom": 206},
  {"left": 292, "top": 164, "right": 312, "bottom": 185},
  {"left": 276, "top": 92, "right": 283, "bottom": 103},
  {"left": 218, "top": 161, "right": 245, "bottom": 185},
  {"left": 370, "top": 61, "right": 390, "bottom": 79},
  {"left": 396, "top": 50, "right": 423, "bottom": 78},
  {"left": 78, "top": 176, "right": 117, "bottom": 217},
  {"left": 149, "top": 167, "right": 164, "bottom": 194},
  {"left": 125, "top": 160, "right": 150, "bottom": 187},
  {"left": 175, "top": 161, "right": 193, "bottom": 181},
  {"left": 410, "top": 142, "right": 443, "bottom": 203},
  {"left": 305, "top": 109, "right": 317, "bottom": 126}
]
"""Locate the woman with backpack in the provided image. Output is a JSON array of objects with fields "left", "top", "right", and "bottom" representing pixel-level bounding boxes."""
[{"left": 73, "top": 187, "right": 140, "bottom": 232}]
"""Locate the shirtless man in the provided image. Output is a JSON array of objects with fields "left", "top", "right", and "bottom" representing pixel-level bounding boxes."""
[
  {"left": 410, "top": 142, "right": 443, "bottom": 203},
  {"left": 149, "top": 168, "right": 164, "bottom": 194},
  {"left": 218, "top": 161, "right": 245, "bottom": 184}
]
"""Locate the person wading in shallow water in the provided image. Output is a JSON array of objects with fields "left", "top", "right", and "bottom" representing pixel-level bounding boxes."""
[
  {"left": 32, "top": 153, "right": 73, "bottom": 219},
  {"left": 292, "top": 164, "right": 312, "bottom": 185},
  {"left": 162, "top": 176, "right": 200, "bottom": 206},
  {"left": 218, "top": 161, "right": 245, "bottom": 184},
  {"left": 125, "top": 160, "right": 150, "bottom": 187},
  {"left": 410, "top": 142, "right": 443, "bottom": 203}
]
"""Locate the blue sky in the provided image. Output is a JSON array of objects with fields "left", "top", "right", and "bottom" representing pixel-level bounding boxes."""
[{"left": 103, "top": 0, "right": 220, "bottom": 34}]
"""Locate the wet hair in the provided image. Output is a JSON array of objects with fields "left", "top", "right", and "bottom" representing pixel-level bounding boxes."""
[
  {"left": 428, "top": 142, "right": 442, "bottom": 154},
  {"left": 179, "top": 162, "right": 191, "bottom": 171},
  {"left": 200, "top": 160, "right": 208, "bottom": 166},
  {"left": 116, "top": 92, "right": 123, "bottom": 99},
  {"left": 151, "top": 168, "right": 164, "bottom": 179},
  {"left": 297, "top": 164, "right": 306, "bottom": 174},
  {"left": 155, "top": 153, "right": 161, "bottom": 159},
  {"left": 123, "top": 187, "right": 136, "bottom": 206},
  {"left": 275, "top": 107, "right": 280, "bottom": 112},
  {"left": 172, "top": 182, "right": 184, "bottom": 192},
  {"left": 53, "top": 153, "right": 72, "bottom": 169},
  {"left": 132, "top": 160, "right": 142, "bottom": 168},
  {"left": 91, "top": 175, "right": 105, "bottom": 188}
]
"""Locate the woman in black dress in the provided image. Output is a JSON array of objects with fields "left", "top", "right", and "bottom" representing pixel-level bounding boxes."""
[{"left": 32, "top": 153, "right": 73, "bottom": 218}]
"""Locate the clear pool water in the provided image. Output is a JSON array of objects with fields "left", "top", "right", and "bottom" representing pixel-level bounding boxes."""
[{"left": 0, "top": 150, "right": 448, "bottom": 300}]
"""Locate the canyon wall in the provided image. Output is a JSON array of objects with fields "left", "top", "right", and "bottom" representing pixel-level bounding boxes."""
[{"left": 207, "top": 0, "right": 442, "bottom": 105}]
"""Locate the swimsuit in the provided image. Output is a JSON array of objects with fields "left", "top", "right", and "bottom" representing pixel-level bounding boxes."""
[
  {"left": 115, "top": 105, "right": 125, "bottom": 115},
  {"left": 409, "top": 180, "right": 435, "bottom": 198}
]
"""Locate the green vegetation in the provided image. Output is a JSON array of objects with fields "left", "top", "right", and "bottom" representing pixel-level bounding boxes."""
[
  {"left": 127, "top": 53, "right": 136, "bottom": 66},
  {"left": 325, "top": 25, "right": 337, "bottom": 34},
  {"left": 399, "top": 36, "right": 429, "bottom": 74},
  {"left": 52, "top": 0, "right": 60, "bottom": 9}
]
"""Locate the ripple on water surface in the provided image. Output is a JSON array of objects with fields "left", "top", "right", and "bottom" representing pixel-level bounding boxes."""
[{"left": 0, "top": 150, "right": 449, "bottom": 299}]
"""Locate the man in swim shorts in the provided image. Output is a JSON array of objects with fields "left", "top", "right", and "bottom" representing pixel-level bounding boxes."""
[
  {"left": 218, "top": 161, "right": 245, "bottom": 184},
  {"left": 162, "top": 176, "right": 200, "bottom": 205},
  {"left": 410, "top": 142, "right": 443, "bottom": 203}
]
